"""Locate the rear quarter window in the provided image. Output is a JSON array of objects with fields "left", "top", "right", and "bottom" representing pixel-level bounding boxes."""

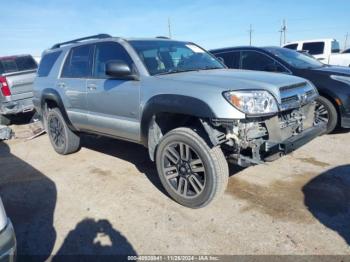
[{"left": 37, "top": 51, "right": 62, "bottom": 77}]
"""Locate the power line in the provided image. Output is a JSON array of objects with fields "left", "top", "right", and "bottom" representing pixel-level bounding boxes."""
[
  {"left": 279, "top": 19, "right": 287, "bottom": 46},
  {"left": 168, "top": 17, "right": 172, "bottom": 39},
  {"left": 345, "top": 32, "right": 349, "bottom": 49},
  {"left": 248, "top": 24, "right": 253, "bottom": 46}
]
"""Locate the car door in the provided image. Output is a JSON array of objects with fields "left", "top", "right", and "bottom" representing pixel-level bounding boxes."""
[
  {"left": 86, "top": 41, "right": 141, "bottom": 142},
  {"left": 240, "top": 50, "right": 289, "bottom": 74},
  {"left": 59, "top": 44, "right": 93, "bottom": 130}
]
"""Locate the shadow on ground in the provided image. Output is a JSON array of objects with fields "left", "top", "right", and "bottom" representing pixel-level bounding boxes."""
[
  {"left": 82, "top": 135, "right": 244, "bottom": 199},
  {"left": 8, "top": 112, "right": 36, "bottom": 126},
  {"left": 81, "top": 135, "right": 167, "bottom": 197},
  {"left": 303, "top": 164, "right": 350, "bottom": 245},
  {"left": 53, "top": 218, "right": 137, "bottom": 262},
  {"left": 0, "top": 141, "right": 57, "bottom": 262}
]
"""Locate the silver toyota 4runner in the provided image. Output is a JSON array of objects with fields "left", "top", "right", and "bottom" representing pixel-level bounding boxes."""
[{"left": 33, "top": 34, "right": 325, "bottom": 208}]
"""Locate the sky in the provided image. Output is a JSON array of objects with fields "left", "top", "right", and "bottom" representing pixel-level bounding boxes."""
[{"left": 1, "top": 0, "right": 349, "bottom": 56}]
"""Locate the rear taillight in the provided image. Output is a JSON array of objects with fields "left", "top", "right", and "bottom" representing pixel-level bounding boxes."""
[{"left": 0, "top": 76, "right": 11, "bottom": 97}]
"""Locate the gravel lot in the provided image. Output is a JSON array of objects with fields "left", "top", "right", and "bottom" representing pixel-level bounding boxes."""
[{"left": 0, "top": 121, "right": 350, "bottom": 260}]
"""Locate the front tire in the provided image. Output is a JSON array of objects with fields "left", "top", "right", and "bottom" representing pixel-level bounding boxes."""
[
  {"left": 155, "top": 127, "right": 228, "bottom": 208},
  {"left": 315, "top": 96, "right": 338, "bottom": 134},
  {"left": 46, "top": 108, "right": 80, "bottom": 155}
]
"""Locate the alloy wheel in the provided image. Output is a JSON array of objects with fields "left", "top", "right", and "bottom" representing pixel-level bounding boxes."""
[
  {"left": 315, "top": 102, "right": 329, "bottom": 125},
  {"left": 162, "top": 142, "right": 206, "bottom": 199},
  {"left": 48, "top": 116, "right": 65, "bottom": 148}
]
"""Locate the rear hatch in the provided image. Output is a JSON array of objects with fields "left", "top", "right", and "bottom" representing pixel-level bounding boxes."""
[{"left": 0, "top": 55, "right": 37, "bottom": 100}]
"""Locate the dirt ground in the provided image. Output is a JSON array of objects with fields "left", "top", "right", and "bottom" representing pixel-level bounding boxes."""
[{"left": 0, "top": 120, "right": 350, "bottom": 260}]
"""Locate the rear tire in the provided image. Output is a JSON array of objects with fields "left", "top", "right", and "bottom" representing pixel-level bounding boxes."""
[
  {"left": 46, "top": 108, "right": 80, "bottom": 155},
  {"left": 0, "top": 114, "right": 11, "bottom": 126},
  {"left": 155, "top": 127, "right": 228, "bottom": 208},
  {"left": 315, "top": 96, "right": 338, "bottom": 134}
]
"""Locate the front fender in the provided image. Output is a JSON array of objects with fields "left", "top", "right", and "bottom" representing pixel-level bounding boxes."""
[{"left": 140, "top": 94, "right": 216, "bottom": 146}]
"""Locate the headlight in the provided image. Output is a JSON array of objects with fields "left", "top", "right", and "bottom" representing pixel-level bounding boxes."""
[
  {"left": 223, "top": 90, "right": 278, "bottom": 115},
  {"left": 0, "top": 198, "right": 7, "bottom": 232},
  {"left": 330, "top": 75, "right": 350, "bottom": 85}
]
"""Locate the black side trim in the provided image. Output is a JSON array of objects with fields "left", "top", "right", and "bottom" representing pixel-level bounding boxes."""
[
  {"left": 140, "top": 95, "right": 216, "bottom": 146},
  {"left": 41, "top": 88, "right": 78, "bottom": 132}
]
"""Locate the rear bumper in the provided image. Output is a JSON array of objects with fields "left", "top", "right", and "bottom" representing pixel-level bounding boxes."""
[
  {"left": 0, "top": 97, "right": 34, "bottom": 115},
  {"left": 0, "top": 221, "right": 16, "bottom": 262}
]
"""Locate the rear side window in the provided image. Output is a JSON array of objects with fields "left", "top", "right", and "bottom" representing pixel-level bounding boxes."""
[
  {"left": 284, "top": 44, "right": 298, "bottom": 50},
  {"left": 241, "top": 51, "right": 287, "bottom": 73},
  {"left": 214, "top": 51, "right": 240, "bottom": 69},
  {"left": 0, "top": 62, "right": 4, "bottom": 75},
  {"left": 62, "top": 45, "right": 93, "bottom": 78},
  {"left": 1, "top": 59, "right": 18, "bottom": 73},
  {"left": 302, "top": 42, "right": 325, "bottom": 55},
  {"left": 15, "top": 56, "right": 37, "bottom": 71},
  {"left": 0, "top": 56, "right": 37, "bottom": 74},
  {"left": 93, "top": 42, "right": 134, "bottom": 78},
  {"left": 37, "top": 51, "right": 62, "bottom": 77}
]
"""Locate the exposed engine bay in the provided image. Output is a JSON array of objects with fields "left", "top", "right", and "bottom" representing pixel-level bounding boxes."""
[{"left": 211, "top": 102, "right": 323, "bottom": 167}]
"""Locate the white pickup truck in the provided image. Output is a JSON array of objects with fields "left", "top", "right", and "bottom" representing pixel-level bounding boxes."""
[{"left": 283, "top": 39, "right": 350, "bottom": 67}]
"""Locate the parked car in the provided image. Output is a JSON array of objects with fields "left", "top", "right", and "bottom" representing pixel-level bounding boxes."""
[
  {"left": 0, "top": 55, "right": 38, "bottom": 125},
  {"left": 0, "top": 197, "right": 16, "bottom": 262},
  {"left": 342, "top": 48, "right": 350, "bottom": 54},
  {"left": 33, "top": 34, "right": 324, "bottom": 208},
  {"left": 211, "top": 46, "right": 350, "bottom": 133},
  {"left": 283, "top": 39, "right": 350, "bottom": 67}
]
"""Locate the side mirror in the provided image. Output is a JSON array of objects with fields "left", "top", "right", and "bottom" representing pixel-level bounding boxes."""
[{"left": 106, "top": 61, "right": 138, "bottom": 80}]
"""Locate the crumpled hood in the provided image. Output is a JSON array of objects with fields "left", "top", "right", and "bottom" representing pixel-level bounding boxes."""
[{"left": 156, "top": 69, "right": 308, "bottom": 100}]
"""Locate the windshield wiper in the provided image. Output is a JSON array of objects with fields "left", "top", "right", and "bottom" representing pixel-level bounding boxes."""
[
  {"left": 200, "top": 66, "right": 223, "bottom": 70},
  {"left": 154, "top": 69, "right": 200, "bottom": 76}
]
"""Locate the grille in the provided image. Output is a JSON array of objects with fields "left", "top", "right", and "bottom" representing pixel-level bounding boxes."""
[
  {"left": 279, "top": 82, "right": 317, "bottom": 111},
  {"left": 279, "top": 82, "right": 307, "bottom": 92}
]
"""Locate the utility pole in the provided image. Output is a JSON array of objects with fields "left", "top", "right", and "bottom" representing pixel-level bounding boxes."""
[
  {"left": 248, "top": 24, "right": 253, "bottom": 46},
  {"left": 279, "top": 19, "right": 287, "bottom": 46},
  {"left": 168, "top": 17, "right": 172, "bottom": 39},
  {"left": 345, "top": 32, "right": 349, "bottom": 50}
]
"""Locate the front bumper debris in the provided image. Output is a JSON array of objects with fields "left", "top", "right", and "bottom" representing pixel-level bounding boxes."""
[{"left": 218, "top": 103, "right": 327, "bottom": 167}]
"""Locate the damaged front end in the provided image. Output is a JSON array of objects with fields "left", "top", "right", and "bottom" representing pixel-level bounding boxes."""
[{"left": 211, "top": 83, "right": 326, "bottom": 167}]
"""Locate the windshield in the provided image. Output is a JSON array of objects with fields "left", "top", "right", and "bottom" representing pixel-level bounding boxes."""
[
  {"left": 129, "top": 40, "right": 225, "bottom": 75},
  {"left": 265, "top": 47, "right": 324, "bottom": 69}
]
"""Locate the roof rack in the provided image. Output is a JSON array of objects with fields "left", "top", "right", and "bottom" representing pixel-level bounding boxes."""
[
  {"left": 51, "top": 34, "right": 112, "bottom": 49},
  {"left": 156, "top": 36, "right": 170, "bottom": 39}
]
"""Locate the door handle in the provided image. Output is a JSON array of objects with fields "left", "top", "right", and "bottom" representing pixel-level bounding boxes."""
[
  {"left": 57, "top": 82, "right": 66, "bottom": 88},
  {"left": 87, "top": 84, "right": 97, "bottom": 90}
]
